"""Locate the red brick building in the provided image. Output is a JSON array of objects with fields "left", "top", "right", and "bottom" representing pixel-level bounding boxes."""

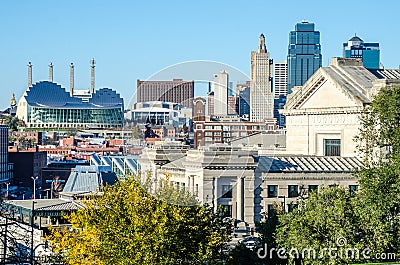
[
  {"left": 194, "top": 120, "right": 278, "bottom": 148},
  {"left": 136, "top": 79, "right": 195, "bottom": 109}
]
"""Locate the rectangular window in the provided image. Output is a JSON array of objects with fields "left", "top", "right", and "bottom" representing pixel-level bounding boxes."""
[
  {"left": 221, "top": 205, "right": 232, "bottom": 217},
  {"left": 205, "top": 125, "right": 212, "bottom": 130},
  {"left": 324, "top": 139, "right": 341, "bottom": 156},
  {"left": 288, "top": 204, "right": 298, "bottom": 213},
  {"left": 308, "top": 185, "right": 318, "bottom": 193},
  {"left": 214, "top": 126, "right": 221, "bottom": 130},
  {"left": 231, "top": 132, "right": 239, "bottom": 137},
  {"left": 267, "top": 204, "right": 275, "bottom": 215},
  {"left": 195, "top": 184, "right": 199, "bottom": 196},
  {"left": 268, "top": 185, "right": 278, "bottom": 198},
  {"left": 349, "top": 185, "right": 358, "bottom": 197},
  {"left": 221, "top": 185, "right": 233, "bottom": 198},
  {"left": 205, "top": 132, "right": 212, "bottom": 136},
  {"left": 288, "top": 185, "right": 299, "bottom": 198}
]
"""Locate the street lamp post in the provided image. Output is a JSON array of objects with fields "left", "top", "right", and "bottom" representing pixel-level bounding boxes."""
[
  {"left": 31, "top": 176, "right": 38, "bottom": 199},
  {"left": 278, "top": 195, "right": 286, "bottom": 213},
  {"left": 5, "top": 183, "right": 9, "bottom": 199},
  {"left": 30, "top": 200, "right": 36, "bottom": 265}
]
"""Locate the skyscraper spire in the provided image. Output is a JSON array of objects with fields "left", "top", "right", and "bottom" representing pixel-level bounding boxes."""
[
  {"left": 258, "top": 34, "right": 267, "bottom": 53},
  {"left": 250, "top": 34, "right": 273, "bottom": 122},
  {"left": 10, "top": 93, "right": 16, "bottom": 107}
]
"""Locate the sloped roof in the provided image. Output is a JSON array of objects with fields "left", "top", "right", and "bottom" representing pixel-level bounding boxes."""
[
  {"left": 284, "top": 58, "right": 400, "bottom": 111},
  {"left": 322, "top": 66, "right": 373, "bottom": 104},
  {"left": 257, "top": 156, "right": 363, "bottom": 173},
  {"left": 160, "top": 153, "right": 363, "bottom": 173},
  {"left": 63, "top": 165, "right": 118, "bottom": 192},
  {"left": 4, "top": 199, "right": 84, "bottom": 217}
]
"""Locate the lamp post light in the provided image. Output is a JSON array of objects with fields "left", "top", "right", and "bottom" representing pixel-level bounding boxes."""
[
  {"left": 278, "top": 195, "right": 286, "bottom": 213},
  {"left": 5, "top": 182, "right": 9, "bottom": 199},
  {"left": 31, "top": 176, "right": 38, "bottom": 199},
  {"left": 30, "top": 201, "right": 36, "bottom": 265}
]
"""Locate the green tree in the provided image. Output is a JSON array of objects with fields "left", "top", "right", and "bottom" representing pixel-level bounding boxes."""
[
  {"left": 48, "top": 176, "right": 230, "bottom": 265},
  {"left": 270, "top": 86, "right": 400, "bottom": 264},
  {"left": 275, "top": 187, "right": 360, "bottom": 265},
  {"left": 256, "top": 204, "right": 287, "bottom": 265},
  {"left": 3, "top": 116, "right": 19, "bottom": 131},
  {"left": 131, "top": 126, "right": 142, "bottom": 139},
  {"left": 353, "top": 86, "right": 400, "bottom": 259}
]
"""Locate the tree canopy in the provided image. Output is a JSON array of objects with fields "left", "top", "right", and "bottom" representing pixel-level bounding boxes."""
[
  {"left": 47, "top": 176, "right": 231, "bottom": 265},
  {"left": 275, "top": 187, "right": 360, "bottom": 265},
  {"left": 269, "top": 86, "right": 400, "bottom": 265},
  {"left": 2, "top": 116, "right": 20, "bottom": 131},
  {"left": 353, "top": 86, "right": 400, "bottom": 258}
]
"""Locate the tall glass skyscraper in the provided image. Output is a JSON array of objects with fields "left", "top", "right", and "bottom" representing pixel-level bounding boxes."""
[
  {"left": 287, "top": 21, "right": 322, "bottom": 94},
  {"left": 343, "top": 35, "right": 380, "bottom": 69}
]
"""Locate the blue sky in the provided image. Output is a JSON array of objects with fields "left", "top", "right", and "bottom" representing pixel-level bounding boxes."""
[{"left": 0, "top": 0, "right": 398, "bottom": 109}]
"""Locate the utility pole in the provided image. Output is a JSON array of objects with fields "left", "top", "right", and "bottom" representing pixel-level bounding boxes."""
[
  {"left": 3, "top": 216, "right": 7, "bottom": 263},
  {"left": 30, "top": 201, "right": 36, "bottom": 265}
]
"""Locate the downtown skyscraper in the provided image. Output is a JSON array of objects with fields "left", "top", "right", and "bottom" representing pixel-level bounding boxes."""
[
  {"left": 343, "top": 35, "right": 380, "bottom": 69},
  {"left": 250, "top": 34, "right": 273, "bottom": 122},
  {"left": 287, "top": 21, "right": 322, "bottom": 94},
  {"left": 212, "top": 70, "right": 229, "bottom": 116},
  {"left": 274, "top": 62, "right": 288, "bottom": 98}
]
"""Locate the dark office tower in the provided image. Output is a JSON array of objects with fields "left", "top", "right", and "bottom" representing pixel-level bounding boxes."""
[
  {"left": 287, "top": 21, "right": 322, "bottom": 94},
  {"left": 238, "top": 86, "right": 250, "bottom": 118},
  {"left": 343, "top": 35, "right": 380, "bottom": 69},
  {"left": 0, "top": 125, "right": 10, "bottom": 183}
]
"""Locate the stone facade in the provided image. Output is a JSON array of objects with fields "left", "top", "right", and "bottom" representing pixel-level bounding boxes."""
[
  {"left": 138, "top": 143, "right": 361, "bottom": 227},
  {"left": 281, "top": 58, "right": 400, "bottom": 157}
]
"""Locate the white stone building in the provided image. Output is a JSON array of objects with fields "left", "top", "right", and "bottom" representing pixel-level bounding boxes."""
[
  {"left": 138, "top": 143, "right": 361, "bottom": 227},
  {"left": 281, "top": 58, "right": 400, "bottom": 157}
]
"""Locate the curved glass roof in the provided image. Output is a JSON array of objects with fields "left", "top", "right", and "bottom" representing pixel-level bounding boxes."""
[{"left": 25, "top": 81, "right": 123, "bottom": 109}]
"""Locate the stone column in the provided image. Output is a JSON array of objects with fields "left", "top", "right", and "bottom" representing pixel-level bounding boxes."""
[
  {"left": 192, "top": 176, "right": 196, "bottom": 194},
  {"left": 236, "top": 176, "right": 243, "bottom": 221},
  {"left": 213, "top": 177, "right": 218, "bottom": 213}
]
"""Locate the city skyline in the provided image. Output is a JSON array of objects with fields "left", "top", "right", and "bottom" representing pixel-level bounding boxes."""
[{"left": 0, "top": 1, "right": 399, "bottom": 109}]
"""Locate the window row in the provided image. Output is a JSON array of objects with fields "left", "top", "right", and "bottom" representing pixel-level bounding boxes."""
[{"left": 267, "top": 184, "right": 358, "bottom": 198}]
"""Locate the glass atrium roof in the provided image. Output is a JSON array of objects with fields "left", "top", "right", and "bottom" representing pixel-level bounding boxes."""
[{"left": 25, "top": 81, "right": 123, "bottom": 109}]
